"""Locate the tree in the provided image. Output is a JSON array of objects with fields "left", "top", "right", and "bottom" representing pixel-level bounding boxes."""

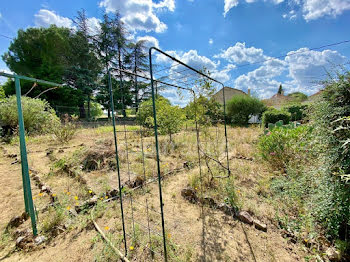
[
  {"left": 137, "top": 96, "right": 185, "bottom": 141},
  {"left": 0, "top": 85, "right": 5, "bottom": 100},
  {"left": 287, "top": 92, "right": 308, "bottom": 103},
  {"left": 64, "top": 9, "right": 101, "bottom": 119},
  {"left": 2, "top": 25, "right": 87, "bottom": 110},
  {"left": 125, "top": 40, "right": 150, "bottom": 110},
  {"left": 277, "top": 84, "right": 283, "bottom": 95},
  {"left": 185, "top": 95, "right": 222, "bottom": 125},
  {"left": 226, "top": 95, "right": 266, "bottom": 125}
]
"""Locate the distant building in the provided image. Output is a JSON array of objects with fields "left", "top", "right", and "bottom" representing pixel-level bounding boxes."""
[{"left": 212, "top": 86, "right": 247, "bottom": 105}]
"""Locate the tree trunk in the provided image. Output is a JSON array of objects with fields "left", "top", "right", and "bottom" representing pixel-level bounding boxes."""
[
  {"left": 79, "top": 104, "right": 86, "bottom": 119},
  {"left": 87, "top": 95, "right": 91, "bottom": 120},
  {"left": 118, "top": 48, "right": 126, "bottom": 117}
]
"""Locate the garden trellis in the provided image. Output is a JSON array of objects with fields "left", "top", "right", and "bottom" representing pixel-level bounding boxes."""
[
  {"left": 104, "top": 47, "right": 232, "bottom": 261},
  {"left": 0, "top": 72, "right": 63, "bottom": 236}
]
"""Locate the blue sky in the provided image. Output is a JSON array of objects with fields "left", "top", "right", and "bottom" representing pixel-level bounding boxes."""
[{"left": 1, "top": 0, "right": 350, "bottom": 99}]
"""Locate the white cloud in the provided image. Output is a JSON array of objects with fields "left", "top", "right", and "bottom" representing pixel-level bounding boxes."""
[
  {"left": 137, "top": 35, "right": 159, "bottom": 49},
  {"left": 303, "top": 0, "right": 350, "bottom": 21},
  {"left": 99, "top": 0, "right": 175, "bottom": 33},
  {"left": 209, "top": 38, "right": 213, "bottom": 45},
  {"left": 87, "top": 17, "right": 101, "bottom": 36},
  {"left": 0, "top": 12, "right": 2, "bottom": 19},
  {"left": 214, "top": 42, "right": 266, "bottom": 64},
  {"left": 285, "top": 47, "right": 346, "bottom": 94},
  {"left": 223, "top": 0, "right": 239, "bottom": 17},
  {"left": 0, "top": 67, "right": 13, "bottom": 84},
  {"left": 223, "top": 0, "right": 350, "bottom": 20},
  {"left": 34, "top": 9, "right": 73, "bottom": 28}
]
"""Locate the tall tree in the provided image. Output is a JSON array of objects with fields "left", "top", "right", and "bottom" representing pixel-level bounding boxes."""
[
  {"left": 277, "top": 84, "right": 283, "bottom": 95},
  {"left": 64, "top": 9, "right": 101, "bottom": 119},
  {"left": 125, "top": 40, "right": 151, "bottom": 110},
  {"left": 2, "top": 26, "right": 84, "bottom": 109}
]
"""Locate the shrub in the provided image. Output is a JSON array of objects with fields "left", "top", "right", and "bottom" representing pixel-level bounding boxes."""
[
  {"left": 137, "top": 96, "right": 186, "bottom": 141},
  {"left": 261, "top": 108, "right": 291, "bottom": 127},
  {"left": 185, "top": 95, "right": 223, "bottom": 125},
  {"left": 0, "top": 86, "right": 5, "bottom": 100},
  {"left": 258, "top": 125, "right": 312, "bottom": 170},
  {"left": 0, "top": 95, "right": 59, "bottom": 135},
  {"left": 226, "top": 95, "right": 266, "bottom": 125},
  {"left": 53, "top": 114, "right": 78, "bottom": 143},
  {"left": 283, "top": 104, "right": 307, "bottom": 121}
]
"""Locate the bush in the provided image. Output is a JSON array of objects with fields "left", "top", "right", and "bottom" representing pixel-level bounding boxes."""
[
  {"left": 226, "top": 95, "right": 266, "bottom": 125},
  {"left": 137, "top": 96, "right": 186, "bottom": 141},
  {"left": 258, "top": 125, "right": 312, "bottom": 170},
  {"left": 185, "top": 95, "right": 223, "bottom": 125},
  {"left": 0, "top": 86, "right": 5, "bottom": 100},
  {"left": 0, "top": 95, "right": 59, "bottom": 135},
  {"left": 261, "top": 108, "right": 291, "bottom": 127},
  {"left": 53, "top": 114, "right": 78, "bottom": 143},
  {"left": 283, "top": 104, "right": 307, "bottom": 121}
]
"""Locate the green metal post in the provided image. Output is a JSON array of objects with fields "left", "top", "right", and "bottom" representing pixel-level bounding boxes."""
[{"left": 14, "top": 77, "right": 37, "bottom": 236}]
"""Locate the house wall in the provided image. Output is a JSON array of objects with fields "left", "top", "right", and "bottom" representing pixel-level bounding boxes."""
[{"left": 212, "top": 86, "right": 246, "bottom": 105}]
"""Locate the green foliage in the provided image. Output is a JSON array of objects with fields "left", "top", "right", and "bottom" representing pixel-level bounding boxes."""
[
  {"left": 85, "top": 101, "right": 103, "bottom": 119},
  {"left": 258, "top": 126, "right": 312, "bottom": 170},
  {"left": 0, "top": 96, "right": 59, "bottom": 135},
  {"left": 287, "top": 92, "right": 308, "bottom": 103},
  {"left": 259, "top": 71, "right": 350, "bottom": 252},
  {"left": 137, "top": 97, "right": 185, "bottom": 140},
  {"left": 0, "top": 86, "right": 5, "bottom": 100},
  {"left": 185, "top": 95, "right": 223, "bottom": 125},
  {"left": 261, "top": 108, "right": 291, "bottom": 128},
  {"left": 226, "top": 95, "right": 266, "bottom": 125},
  {"left": 277, "top": 84, "right": 283, "bottom": 95},
  {"left": 283, "top": 104, "right": 308, "bottom": 121}
]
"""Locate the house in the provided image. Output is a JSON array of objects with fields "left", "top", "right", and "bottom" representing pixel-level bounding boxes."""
[
  {"left": 212, "top": 86, "right": 260, "bottom": 123},
  {"left": 212, "top": 86, "right": 247, "bottom": 105}
]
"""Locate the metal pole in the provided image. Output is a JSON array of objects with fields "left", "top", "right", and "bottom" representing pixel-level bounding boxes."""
[
  {"left": 149, "top": 47, "right": 168, "bottom": 261},
  {"left": 15, "top": 77, "right": 37, "bottom": 236},
  {"left": 221, "top": 85, "right": 231, "bottom": 177},
  {"left": 107, "top": 70, "right": 128, "bottom": 255}
]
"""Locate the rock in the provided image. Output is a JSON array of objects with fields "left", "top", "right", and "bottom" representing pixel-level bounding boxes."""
[
  {"left": 16, "top": 235, "right": 32, "bottom": 249},
  {"left": 253, "top": 219, "right": 267, "bottom": 232},
  {"left": 34, "top": 235, "right": 46, "bottom": 245},
  {"left": 58, "top": 149, "right": 64, "bottom": 153},
  {"left": 181, "top": 187, "right": 197, "bottom": 203},
  {"left": 107, "top": 189, "right": 118, "bottom": 198},
  {"left": 32, "top": 175, "right": 40, "bottom": 182},
  {"left": 199, "top": 196, "right": 217, "bottom": 208},
  {"left": 237, "top": 211, "right": 253, "bottom": 225},
  {"left": 217, "top": 203, "right": 234, "bottom": 215},
  {"left": 326, "top": 247, "right": 340, "bottom": 261},
  {"left": 40, "top": 185, "right": 52, "bottom": 194},
  {"left": 7, "top": 216, "right": 23, "bottom": 229}
]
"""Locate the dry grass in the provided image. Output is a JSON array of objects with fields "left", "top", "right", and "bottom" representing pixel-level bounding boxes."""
[{"left": 0, "top": 124, "right": 308, "bottom": 261}]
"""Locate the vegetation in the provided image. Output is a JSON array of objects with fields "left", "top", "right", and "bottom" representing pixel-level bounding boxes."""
[
  {"left": 0, "top": 96, "right": 59, "bottom": 135},
  {"left": 283, "top": 104, "right": 308, "bottom": 121},
  {"left": 287, "top": 92, "right": 308, "bottom": 103},
  {"left": 185, "top": 95, "right": 222, "bottom": 125},
  {"left": 226, "top": 95, "right": 266, "bottom": 125},
  {"left": 137, "top": 96, "right": 186, "bottom": 141},
  {"left": 259, "top": 71, "right": 350, "bottom": 257},
  {"left": 261, "top": 108, "right": 291, "bottom": 127}
]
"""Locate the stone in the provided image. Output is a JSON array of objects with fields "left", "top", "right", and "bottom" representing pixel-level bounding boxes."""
[
  {"left": 107, "top": 189, "right": 119, "bottom": 198},
  {"left": 6, "top": 216, "right": 23, "bottom": 229},
  {"left": 16, "top": 235, "right": 32, "bottom": 249},
  {"left": 181, "top": 187, "right": 197, "bottom": 203},
  {"left": 40, "top": 185, "right": 52, "bottom": 193},
  {"left": 34, "top": 235, "right": 46, "bottom": 245},
  {"left": 253, "top": 219, "right": 267, "bottom": 232},
  {"left": 326, "top": 247, "right": 340, "bottom": 261},
  {"left": 237, "top": 211, "right": 254, "bottom": 225},
  {"left": 199, "top": 196, "right": 217, "bottom": 208},
  {"left": 217, "top": 203, "right": 234, "bottom": 215}
]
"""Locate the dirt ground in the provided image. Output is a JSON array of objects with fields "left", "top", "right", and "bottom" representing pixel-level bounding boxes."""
[{"left": 0, "top": 126, "right": 308, "bottom": 261}]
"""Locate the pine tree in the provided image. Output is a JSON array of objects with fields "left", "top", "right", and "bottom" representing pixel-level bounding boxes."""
[
  {"left": 125, "top": 40, "right": 151, "bottom": 111},
  {"left": 277, "top": 84, "right": 283, "bottom": 95}
]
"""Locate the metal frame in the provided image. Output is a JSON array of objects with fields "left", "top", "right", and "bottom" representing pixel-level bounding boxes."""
[
  {"left": 148, "top": 47, "right": 231, "bottom": 261},
  {"left": 0, "top": 72, "right": 62, "bottom": 236}
]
